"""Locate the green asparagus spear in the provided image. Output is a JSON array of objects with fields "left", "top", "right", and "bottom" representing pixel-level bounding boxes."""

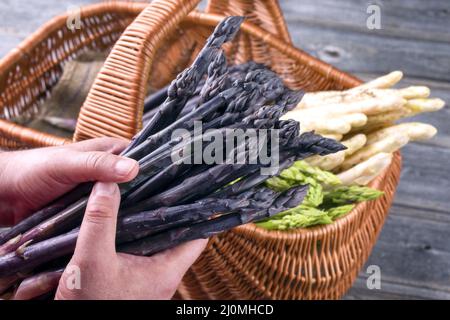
[
  {"left": 284, "top": 160, "right": 342, "bottom": 185},
  {"left": 256, "top": 206, "right": 332, "bottom": 230},
  {"left": 326, "top": 204, "right": 355, "bottom": 219},
  {"left": 323, "top": 185, "right": 384, "bottom": 206}
]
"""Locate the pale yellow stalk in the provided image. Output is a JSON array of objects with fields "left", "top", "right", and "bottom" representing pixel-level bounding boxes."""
[
  {"left": 351, "top": 71, "right": 403, "bottom": 90},
  {"left": 306, "top": 134, "right": 367, "bottom": 171},
  {"left": 342, "top": 134, "right": 367, "bottom": 157},
  {"left": 285, "top": 94, "right": 406, "bottom": 119},
  {"left": 337, "top": 153, "right": 393, "bottom": 185},
  {"left": 339, "top": 134, "right": 409, "bottom": 171},
  {"left": 405, "top": 98, "right": 445, "bottom": 113},
  {"left": 366, "top": 123, "right": 437, "bottom": 144},
  {"left": 306, "top": 152, "right": 346, "bottom": 171}
]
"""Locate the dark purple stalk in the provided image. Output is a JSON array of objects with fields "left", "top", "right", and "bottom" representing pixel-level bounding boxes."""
[
  {"left": 134, "top": 80, "right": 280, "bottom": 174},
  {"left": 123, "top": 163, "right": 256, "bottom": 214},
  {"left": 0, "top": 183, "right": 92, "bottom": 247},
  {"left": 129, "top": 69, "right": 287, "bottom": 164},
  {"left": 0, "top": 122, "right": 344, "bottom": 258},
  {"left": 123, "top": 121, "right": 343, "bottom": 214},
  {"left": 125, "top": 126, "right": 270, "bottom": 211},
  {"left": 214, "top": 157, "right": 296, "bottom": 198},
  {"left": 124, "top": 90, "right": 230, "bottom": 160},
  {"left": 143, "top": 85, "right": 169, "bottom": 113},
  {"left": 278, "top": 90, "right": 305, "bottom": 112},
  {"left": 119, "top": 186, "right": 308, "bottom": 256},
  {"left": 0, "top": 229, "right": 78, "bottom": 278},
  {"left": 177, "top": 95, "right": 201, "bottom": 119},
  {"left": 168, "top": 62, "right": 266, "bottom": 120},
  {"left": 123, "top": 120, "right": 266, "bottom": 203},
  {"left": 0, "top": 186, "right": 307, "bottom": 278},
  {"left": 124, "top": 106, "right": 282, "bottom": 206},
  {"left": 0, "top": 111, "right": 251, "bottom": 255},
  {"left": 127, "top": 16, "right": 244, "bottom": 151},
  {"left": 117, "top": 197, "right": 250, "bottom": 242}
]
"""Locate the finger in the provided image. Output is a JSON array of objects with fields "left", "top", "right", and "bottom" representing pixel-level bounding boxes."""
[
  {"left": 152, "top": 239, "right": 208, "bottom": 276},
  {"left": 13, "top": 270, "right": 63, "bottom": 300},
  {"left": 75, "top": 182, "right": 120, "bottom": 259},
  {"left": 65, "top": 137, "right": 130, "bottom": 154},
  {"left": 49, "top": 150, "right": 139, "bottom": 184}
]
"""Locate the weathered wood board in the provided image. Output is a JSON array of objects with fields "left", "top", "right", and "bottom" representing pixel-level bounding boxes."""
[{"left": 277, "top": 0, "right": 450, "bottom": 300}]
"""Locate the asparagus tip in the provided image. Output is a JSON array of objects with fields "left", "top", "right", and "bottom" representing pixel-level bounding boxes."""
[{"left": 208, "top": 16, "right": 245, "bottom": 48}]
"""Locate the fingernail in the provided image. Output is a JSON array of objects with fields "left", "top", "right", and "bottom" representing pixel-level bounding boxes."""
[
  {"left": 114, "top": 158, "right": 136, "bottom": 177},
  {"left": 93, "top": 182, "right": 117, "bottom": 196}
]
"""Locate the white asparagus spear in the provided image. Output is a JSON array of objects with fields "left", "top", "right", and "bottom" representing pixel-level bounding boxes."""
[
  {"left": 299, "top": 86, "right": 428, "bottom": 109},
  {"left": 304, "top": 72, "right": 403, "bottom": 107},
  {"left": 340, "top": 113, "right": 368, "bottom": 128},
  {"left": 306, "top": 134, "right": 367, "bottom": 171},
  {"left": 286, "top": 94, "right": 406, "bottom": 118},
  {"left": 300, "top": 117, "right": 352, "bottom": 134},
  {"left": 337, "top": 153, "right": 393, "bottom": 186},
  {"left": 299, "top": 91, "right": 367, "bottom": 108},
  {"left": 366, "top": 123, "right": 437, "bottom": 144},
  {"left": 350, "top": 86, "right": 430, "bottom": 100},
  {"left": 397, "top": 86, "right": 430, "bottom": 99},
  {"left": 362, "top": 110, "right": 409, "bottom": 132},
  {"left": 296, "top": 113, "right": 367, "bottom": 134},
  {"left": 406, "top": 98, "right": 445, "bottom": 113},
  {"left": 362, "top": 98, "right": 445, "bottom": 132},
  {"left": 362, "top": 99, "right": 442, "bottom": 132},
  {"left": 339, "top": 133, "right": 409, "bottom": 171},
  {"left": 351, "top": 71, "right": 403, "bottom": 90},
  {"left": 342, "top": 134, "right": 367, "bottom": 157},
  {"left": 307, "top": 152, "right": 346, "bottom": 171},
  {"left": 353, "top": 161, "right": 393, "bottom": 185},
  {"left": 298, "top": 91, "right": 342, "bottom": 108}
]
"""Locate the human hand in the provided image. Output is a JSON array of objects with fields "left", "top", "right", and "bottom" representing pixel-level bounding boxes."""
[
  {"left": 0, "top": 138, "right": 138, "bottom": 226},
  {"left": 55, "top": 182, "right": 207, "bottom": 300}
]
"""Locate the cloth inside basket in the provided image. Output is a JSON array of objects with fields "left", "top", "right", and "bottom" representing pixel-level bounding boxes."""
[{"left": 25, "top": 51, "right": 109, "bottom": 139}]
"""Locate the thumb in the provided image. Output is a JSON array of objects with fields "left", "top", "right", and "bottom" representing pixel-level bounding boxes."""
[{"left": 74, "top": 182, "right": 120, "bottom": 259}]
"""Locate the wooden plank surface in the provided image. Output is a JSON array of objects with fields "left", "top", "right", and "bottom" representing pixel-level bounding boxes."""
[
  {"left": 1, "top": 0, "right": 449, "bottom": 300},
  {"left": 277, "top": 0, "right": 450, "bottom": 300},
  {"left": 279, "top": 0, "right": 450, "bottom": 43}
]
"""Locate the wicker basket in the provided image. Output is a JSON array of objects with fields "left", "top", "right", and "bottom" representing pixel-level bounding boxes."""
[
  {"left": 0, "top": 0, "right": 402, "bottom": 299},
  {"left": 0, "top": 2, "right": 149, "bottom": 149}
]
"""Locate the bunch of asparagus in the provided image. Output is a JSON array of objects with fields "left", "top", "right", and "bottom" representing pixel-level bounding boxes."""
[
  {"left": 257, "top": 160, "right": 383, "bottom": 230},
  {"left": 283, "top": 71, "right": 445, "bottom": 185},
  {"left": 0, "top": 17, "right": 345, "bottom": 299}
]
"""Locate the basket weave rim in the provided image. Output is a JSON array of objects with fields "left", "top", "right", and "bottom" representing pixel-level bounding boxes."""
[
  {"left": 0, "top": 4, "right": 361, "bottom": 148},
  {"left": 186, "top": 11, "right": 361, "bottom": 88},
  {"left": 0, "top": 2, "right": 147, "bottom": 74},
  {"left": 0, "top": 3, "right": 400, "bottom": 242},
  {"left": 235, "top": 152, "right": 401, "bottom": 239}
]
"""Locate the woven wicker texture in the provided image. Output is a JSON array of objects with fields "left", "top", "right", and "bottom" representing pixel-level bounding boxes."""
[
  {"left": 0, "top": 2, "right": 148, "bottom": 149},
  {"left": 0, "top": 0, "right": 402, "bottom": 299},
  {"left": 177, "top": 152, "right": 401, "bottom": 300}
]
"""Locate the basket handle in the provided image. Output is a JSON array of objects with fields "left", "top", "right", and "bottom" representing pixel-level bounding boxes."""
[
  {"left": 206, "top": 0, "right": 292, "bottom": 43},
  {"left": 73, "top": 0, "right": 200, "bottom": 142}
]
